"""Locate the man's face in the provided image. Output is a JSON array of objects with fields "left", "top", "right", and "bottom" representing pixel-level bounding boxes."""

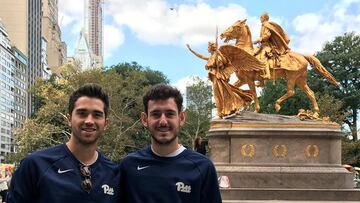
[
  {"left": 68, "top": 96, "right": 108, "bottom": 145},
  {"left": 141, "top": 98, "right": 185, "bottom": 145}
]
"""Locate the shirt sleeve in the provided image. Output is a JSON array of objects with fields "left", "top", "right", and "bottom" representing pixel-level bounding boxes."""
[
  {"left": 201, "top": 161, "right": 222, "bottom": 203},
  {"left": 7, "top": 156, "right": 39, "bottom": 203}
]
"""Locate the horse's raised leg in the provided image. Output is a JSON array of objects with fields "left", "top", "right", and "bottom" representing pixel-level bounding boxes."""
[
  {"left": 275, "top": 76, "right": 296, "bottom": 112},
  {"left": 296, "top": 77, "right": 319, "bottom": 118}
]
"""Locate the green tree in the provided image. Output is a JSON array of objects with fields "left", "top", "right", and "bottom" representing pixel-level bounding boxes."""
[
  {"left": 317, "top": 93, "right": 348, "bottom": 125},
  {"left": 342, "top": 138, "right": 360, "bottom": 165},
  {"left": 108, "top": 62, "right": 169, "bottom": 153},
  {"left": 180, "top": 77, "right": 214, "bottom": 147},
  {"left": 6, "top": 62, "right": 168, "bottom": 163},
  {"left": 311, "top": 32, "right": 360, "bottom": 140}
]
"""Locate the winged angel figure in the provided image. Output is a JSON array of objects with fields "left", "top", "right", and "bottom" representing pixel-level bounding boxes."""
[{"left": 186, "top": 40, "right": 264, "bottom": 118}]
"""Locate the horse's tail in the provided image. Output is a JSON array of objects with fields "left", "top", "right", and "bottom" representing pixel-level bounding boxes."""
[{"left": 303, "top": 55, "right": 339, "bottom": 86}]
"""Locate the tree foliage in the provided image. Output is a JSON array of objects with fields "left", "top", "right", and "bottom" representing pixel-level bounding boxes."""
[
  {"left": 342, "top": 138, "right": 360, "bottom": 165},
  {"left": 6, "top": 62, "right": 168, "bottom": 163},
  {"left": 317, "top": 94, "right": 348, "bottom": 125},
  {"left": 180, "top": 77, "right": 214, "bottom": 147},
  {"left": 311, "top": 32, "right": 360, "bottom": 140}
]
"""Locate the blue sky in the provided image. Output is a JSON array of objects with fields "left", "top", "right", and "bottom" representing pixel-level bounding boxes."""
[{"left": 59, "top": 0, "right": 360, "bottom": 90}]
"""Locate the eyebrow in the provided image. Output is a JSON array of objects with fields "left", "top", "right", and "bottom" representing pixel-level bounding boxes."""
[
  {"left": 75, "top": 108, "right": 104, "bottom": 114},
  {"left": 149, "top": 109, "right": 177, "bottom": 114}
]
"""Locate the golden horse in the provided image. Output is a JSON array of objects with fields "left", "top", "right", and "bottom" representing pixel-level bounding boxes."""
[{"left": 219, "top": 19, "right": 339, "bottom": 117}]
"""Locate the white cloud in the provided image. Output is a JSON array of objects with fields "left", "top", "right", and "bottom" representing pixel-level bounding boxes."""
[
  {"left": 291, "top": 14, "right": 341, "bottom": 54},
  {"left": 106, "top": 0, "right": 248, "bottom": 46},
  {"left": 172, "top": 75, "right": 211, "bottom": 108},
  {"left": 290, "top": 0, "right": 360, "bottom": 54},
  {"left": 334, "top": 0, "right": 360, "bottom": 33},
  {"left": 293, "top": 14, "right": 321, "bottom": 33},
  {"left": 172, "top": 75, "right": 210, "bottom": 95},
  {"left": 58, "top": 0, "right": 84, "bottom": 28},
  {"left": 104, "top": 25, "right": 125, "bottom": 59}
]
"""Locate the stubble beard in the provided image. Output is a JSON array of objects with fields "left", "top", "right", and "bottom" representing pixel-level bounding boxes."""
[
  {"left": 151, "top": 130, "right": 178, "bottom": 145},
  {"left": 73, "top": 129, "right": 101, "bottom": 146}
]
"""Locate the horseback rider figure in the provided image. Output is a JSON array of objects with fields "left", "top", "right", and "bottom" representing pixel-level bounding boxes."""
[{"left": 253, "top": 12, "right": 291, "bottom": 79}]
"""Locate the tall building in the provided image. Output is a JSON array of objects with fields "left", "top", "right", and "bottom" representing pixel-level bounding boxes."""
[
  {"left": 0, "top": 0, "right": 66, "bottom": 116},
  {"left": 84, "top": 0, "right": 103, "bottom": 68},
  {"left": 41, "top": 37, "right": 51, "bottom": 79},
  {"left": 42, "top": 0, "right": 67, "bottom": 74},
  {"left": 27, "top": 0, "right": 43, "bottom": 116},
  {"left": 74, "top": 29, "right": 95, "bottom": 70},
  {"left": 0, "top": 1, "right": 28, "bottom": 57},
  {"left": 0, "top": 20, "right": 27, "bottom": 163},
  {"left": 0, "top": 0, "right": 43, "bottom": 116}
]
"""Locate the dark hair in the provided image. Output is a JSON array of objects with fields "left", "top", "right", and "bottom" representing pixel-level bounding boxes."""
[
  {"left": 143, "top": 83, "right": 183, "bottom": 114},
  {"left": 68, "top": 83, "right": 110, "bottom": 117}
]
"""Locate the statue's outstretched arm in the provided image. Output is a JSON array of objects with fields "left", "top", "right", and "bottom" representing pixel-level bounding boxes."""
[{"left": 186, "top": 44, "right": 209, "bottom": 61}]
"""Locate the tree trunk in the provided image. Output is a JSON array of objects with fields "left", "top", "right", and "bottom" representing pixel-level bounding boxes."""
[{"left": 352, "top": 109, "right": 358, "bottom": 141}]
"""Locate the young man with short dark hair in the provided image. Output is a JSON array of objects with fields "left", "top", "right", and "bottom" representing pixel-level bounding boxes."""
[
  {"left": 119, "top": 84, "right": 222, "bottom": 203},
  {"left": 7, "top": 83, "right": 119, "bottom": 203}
]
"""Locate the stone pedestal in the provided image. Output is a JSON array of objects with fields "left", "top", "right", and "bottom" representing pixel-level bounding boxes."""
[{"left": 207, "top": 112, "right": 360, "bottom": 201}]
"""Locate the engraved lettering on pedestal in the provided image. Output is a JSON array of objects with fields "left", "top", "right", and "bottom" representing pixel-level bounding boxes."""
[
  {"left": 273, "top": 144, "right": 287, "bottom": 158},
  {"left": 305, "top": 144, "right": 319, "bottom": 158},
  {"left": 241, "top": 144, "right": 255, "bottom": 158}
]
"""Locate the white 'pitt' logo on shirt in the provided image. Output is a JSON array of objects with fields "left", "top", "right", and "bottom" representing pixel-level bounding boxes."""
[
  {"left": 175, "top": 182, "right": 191, "bottom": 193},
  {"left": 101, "top": 184, "right": 114, "bottom": 195}
]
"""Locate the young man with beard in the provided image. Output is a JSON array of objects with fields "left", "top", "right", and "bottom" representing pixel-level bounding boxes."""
[
  {"left": 7, "top": 84, "right": 119, "bottom": 203},
  {"left": 119, "top": 84, "right": 222, "bottom": 203}
]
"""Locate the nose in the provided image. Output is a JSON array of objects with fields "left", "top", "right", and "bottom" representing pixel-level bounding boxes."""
[
  {"left": 159, "top": 113, "right": 168, "bottom": 126},
  {"left": 84, "top": 115, "right": 95, "bottom": 125}
]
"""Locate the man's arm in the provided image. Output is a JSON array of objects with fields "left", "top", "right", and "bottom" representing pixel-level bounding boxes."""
[
  {"left": 255, "top": 26, "right": 271, "bottom": 44},
  {"left": 7, "top": 157, "right": 38, "bottom": 203},
  {"left": 201, "top": 161, "right": 222, "bottom": 203}
]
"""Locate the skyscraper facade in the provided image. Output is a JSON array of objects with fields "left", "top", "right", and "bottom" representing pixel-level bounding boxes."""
[
  {"left": 84, "top": 0, "right": 103, "bottom": 67},
  {"left": 27, "top": 0, "right": 43, "bottom": 115},
  {"left": 42, "top": 0, "right": 67, "bottom": 74},
  {"left": 0, "top": 0, "right": 27, "bottom": 55},
  {"left": 74, "top": 29, "right": 94, "bottom": 70},
  {"left": 0, "top": 0, "right": 66, "bottom": 116},
  {"left": 0, "top": 20, "right": 27, "bottom": 162},
  {"left": 0, "top": 0, "right": 43, "bottom": 116}
]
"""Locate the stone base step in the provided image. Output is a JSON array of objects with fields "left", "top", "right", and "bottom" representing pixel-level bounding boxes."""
[
  {"left": 221, "top": 188, "right": 360, "bottom": 201},
  {"left": 216, "top": 165, "right": 353, "bottom": 189}
]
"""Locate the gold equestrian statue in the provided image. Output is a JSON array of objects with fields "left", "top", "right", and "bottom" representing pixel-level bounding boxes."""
[{"left": 219, "top": 13, "right": 339, "bottom": 118}]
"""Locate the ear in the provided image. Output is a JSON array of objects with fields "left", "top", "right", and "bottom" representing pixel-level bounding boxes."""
[
  {"left": 66, "top": 114, "right": 72, "bottom": 127},
  {"left": 179, "top": 111, "right": 186, "bottom": 127},
  {"left": 140, "top": 112, "right": 148, "bottom": 127},
  {"left": 104, "top": 117, "right": 109, "bottom": 129}
]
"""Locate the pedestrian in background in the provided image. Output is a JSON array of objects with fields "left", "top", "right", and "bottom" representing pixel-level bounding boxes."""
[
  {"left": 193, "top": 137, "right": 206, "bottom": 155},
  {"left": 0, "top": 169, "right": 8, "bottom": 203}
]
